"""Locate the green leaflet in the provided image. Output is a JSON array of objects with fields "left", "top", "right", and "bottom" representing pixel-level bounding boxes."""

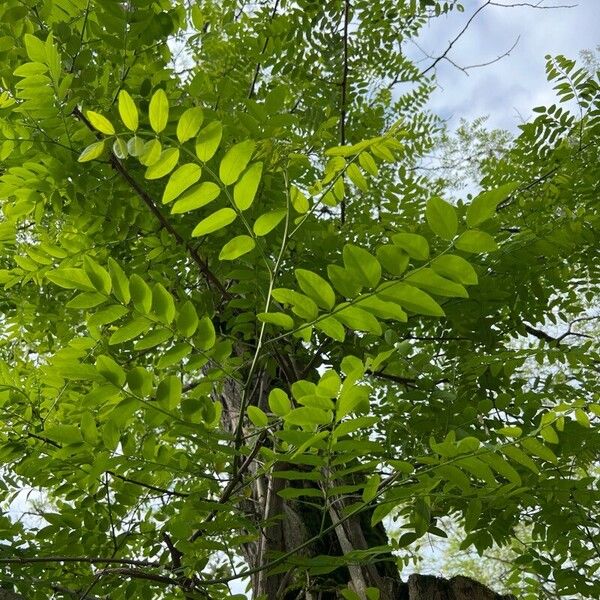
[
  {"left": 290, "top": 185, "right": 309, "bottom": 213},
  {"left": 95, "top": 355, "right": 125, "bottom": 387},
  {"left": 295, "top": 269, "right": 335, "bottom": 310},
  {"left": 268, "top": 388, "right": 291, "bottom": 416},
  {"left": 140, "top": 139, "right": 161, "bottom": 166},
  {"left": 391, "top": 233, "right": 429, "bottom": 261},
  {"left": 176, "top": 301, "right": 199, "bottom": 337},
  {"left": 156, "top": 375, "right": 181, "bottom": 410},
  {"left": 219, "top": 140, "right": 255, "bottom": 185},
  {"left": 233, "top": 162, "right": 263, "bottom": 210},
  {"left": 118, "top": 90, "right": 138, "bottom": 131},
  {"left": 149, "top": 88, "right": 169, "bottom": 133},
  {"left": 162, "top": 164, "right": 202, "bottom": 204},
  {"left": 78, "top": 140, "right": 105, "bottom": 163},
  {"left": 253, "top": 210, "right": 286, "bottom": 236},
  {"left": 455, "top": 230, "right": 498, "bottom": 253},
  {"left": 272, "top": 288, "right": 319, "bottom": 321},
  {"left": 108, "top": 258, "right": 130, "bottom": 304},
  {"left": 405, "top": 269, "right": 468, "bottom": 298},
  {"left": 127, "top": 367, "right": 153, "bottom": 396},
  {"left": 176, "top": 106, "right": 204, "bottom": 143},
  {"left": 284, "top": 407, "right": 333, "bottom": 427},
  {"left": 109, "top": 317, "right": 151, "bottom": 345},
  {"left": 377, "top": 282, "right": 445, "bottom": 317},
  {"left": 426, "top": 196, "right": 458, "bottom": 240},
  {"left": 134, "top": 328, "right": 173, "bottom": 351},
  {"left": 129, "top": 274, "right": 152, "bottom": 313},
  {"left": 327, "top": 265, "right": 362, "bottom": 298},
  {"left": 334, "top": 304, "right": 382, "bottom": 335},
  {"left": 196, "top": 316, "right": 216, "bottom": 350},
  {"left": 315, "top": 317, "right": 346, "bottom": 341},
  {"left": 46, "top": 268, "right": 95, "bottom": 291},
  {"left": 83, "top": 256, "right": 111, "bottom": 295},
  {"left": 431, "top": 255, "right": 478, "bottom": 285},
  {"left": 192, "top": 208, "right": 237, "bottom": 237},
  {"left": 346, "top": 162, "right": 368, "bottom": 192},
  {"left": 195, "top": 121, "right": 223, "bottom": 162},
  {"left": 66, "top": 292, "right": 107, "bottom": 309},
  {"left": 466, "top": 182, "right": 519, "bottom": 227},
  {"left": 376, "top": 245, "right": 409, "bottom": 276},
  {"left": 355, "top": 295, "right": 408, "bottom": 322},
  {"left": 257, "top": 312, "right": 295, "bottom": 330},
  {"left": 85, "top": 110, "right": 115, "bottom": 135},
  {"left": 152, "top": 283, "right": 176, "bottom": 324},
  {"left": 219, "top": 235, "right": 255, "bottom": 260},
  {"left": 144, "top": 148, "right": 180, "bottom": 180},
  {"left": 247, "top": 406, "right": 268, "bottom": 427},
  {"left": 171, "top": 182, "right": 221, "bottom": 214},
  {"left": 343, "top": 244, "right": 381, "bottom": 288}
]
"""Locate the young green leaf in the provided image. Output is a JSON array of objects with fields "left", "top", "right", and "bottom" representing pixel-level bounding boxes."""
[
  {"left": 295, "top": 269, "right": 335, "bottom": 310},
  {"left": 253, "top": 209, "right": 286, "bottom": 236},
  {"left": 268, "top": 388, "right": 291, "bottom": 416},
  {"left": 78, "top": 140, "right": 105, "bottom": 162},
  {"left": 376, "top": 245, "right": 409, "bottom": 276},
  {"left": 176, "top": 301, "right": 199, "bottom": 337},
  {"left": 455, "top": 230, "right": 498, "bottom": 253},
  {"left": 219, "top": 235, "right": 256, "bottom": 260},
  {"left": 149, "top": 88, "right": 169, "bottom": 133},
  {"left": 156, "top": 376, "right": 181, "bottom": 410},
  {"left": 108, "top": 258, "right": 131, "bottom": 304},
  {"left": 247, "top": 406, "right": 268, "bottom": 427},
  {"left": 426, "top": 196, "right": 458, "bottom": 240},
  {"left": 219, "top": 140, "right": 255, "bottom": 185},
  {"left": 233, "top": 162, "right": 263, "bottom": 210},
  {"left": 391, "top": 233, "right": 429, "bottom": 261},
  {"left": 109, "top": 317, "right": 151, "bottom": 345},
  {"left": 466, "top": 182, "right": 519, "bottom": 227},
  {"left": 343, "top": 244, "right": 381, "bottom": 288},
  {"left": 118, "top": 90, "right": 138, "bottom": 131},
  {"left": 171, "top": 182, "right": 221, "bottom": 214},
  {"left": 405, "top": 269, "right": 468, "bottom": 298},
  {"left": 192, "top": 208, "right": 237, "bottom": 237},
  {"left": 96, "top": 355, "right": 126, "bottom": 386},
  {"left": 152, "top": 283, "right": 176, "bottom": 324},
  {"left": 145, "top": 148, "right": 179, "bottom": 180},
  {"left": 257, "top": 312, "right": 295, "bottom": 330},
  {"left": 196, "top": 316, "right": 216, "bottom": 350},
  {"left": 431, "top": 255, "right": 478, "bottom": 285},
  {"left": 176, "top": 106, "right": 204, "bottom": 143},
  {"left": 139, "top": 139, "right": 162, "bottom": 166},
  {"left": 162, "top": 163, "right": 202, "bottom": 204},
  {"left": 129, "top": 274, "right": 152, "bottom": 313},
  {"left": 83, "top": 256, "right": 111, "bottom": 295},
  {"left": 85, "top": 110, "right": 115, "bottom": 135},
  {"left": 195, "top": 121, "right": 223, "bottom": 162}
]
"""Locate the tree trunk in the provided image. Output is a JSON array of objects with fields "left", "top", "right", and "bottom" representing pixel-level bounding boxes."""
[{"left": 218, "top": 370, "right": 515, "bottom": 600}]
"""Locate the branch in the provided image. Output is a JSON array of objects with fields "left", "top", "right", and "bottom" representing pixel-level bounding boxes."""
[
  {"left": 0, "top": 556, "right": 158, "bottom": 567},
  {"left": 93, "top": 567, "right": 178, "bottom": 586},
  {"left": 421, "top": 1, "right": 492, "bottom": 77},
  {"left": 71, "top": 107, "right": 230, "bottom": 299},
  {"left": 340, "top": 0, "right": 350, "bottom": 225},
  {"left": 107, "top": 470, "right": 189, "bottom": 498},
  {"left": 189, "top": 429, "right": 268, "bottom": 542},
  {"left": 248, "top": 0, "right": 281, "bottom": 98}
]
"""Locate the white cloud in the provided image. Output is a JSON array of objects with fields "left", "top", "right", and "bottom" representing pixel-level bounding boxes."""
[{"left": 408, "top": 0, "right": 599, "bottom": 131}]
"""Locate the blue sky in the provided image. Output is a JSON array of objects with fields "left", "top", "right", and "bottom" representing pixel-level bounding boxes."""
[{"left": 409, "top": 0, "right": 599, "bottom": 132}]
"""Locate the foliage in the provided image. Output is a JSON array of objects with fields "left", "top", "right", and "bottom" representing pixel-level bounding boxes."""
[{"left": 0, "top": 1, "right": 598, "bottom": 599}]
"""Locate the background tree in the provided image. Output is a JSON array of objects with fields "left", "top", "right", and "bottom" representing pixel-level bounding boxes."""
[{"left": 0, "top": 1, "right": 598, "bottom": 599}]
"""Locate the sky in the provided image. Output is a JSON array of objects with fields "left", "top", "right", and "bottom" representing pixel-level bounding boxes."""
[{"left": 408, "top": 0, "right": 600, "bottom": 133}]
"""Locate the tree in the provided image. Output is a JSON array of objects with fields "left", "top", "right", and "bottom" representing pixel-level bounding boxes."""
[{"left": 0, "top": 1, "right": 598, "bottom": 599}]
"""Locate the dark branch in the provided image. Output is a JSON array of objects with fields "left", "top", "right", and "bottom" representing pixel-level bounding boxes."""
[{"left": 71, "top": 107, "right": 230, "bottom": 299}]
